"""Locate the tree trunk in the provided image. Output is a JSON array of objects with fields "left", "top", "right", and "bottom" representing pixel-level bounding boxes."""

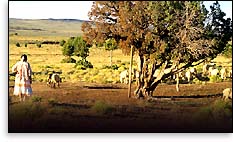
[
  {"left": 128, "top": 46, "right": 134, "bottom": 98},
  {"left": 134, "top": 54, "right": 160, "bottom": 99},
  {"left": 176, "top": 73, "right": 180, "bottom": 92},
  {"left": 133, "top": 54, "right": 178, "bottom": 99}
]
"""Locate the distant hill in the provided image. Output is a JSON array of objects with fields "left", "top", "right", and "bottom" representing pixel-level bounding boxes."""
[
  {"left": 47, "top": 18, "right": 90, "bottom": 22},
  {"left": 9, "top": 18, "right": 87, "bottom": 37}
]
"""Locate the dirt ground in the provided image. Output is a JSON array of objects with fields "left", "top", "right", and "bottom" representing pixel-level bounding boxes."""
[{"left": 8, "top": 81, "right": 232, "bottom": 133}]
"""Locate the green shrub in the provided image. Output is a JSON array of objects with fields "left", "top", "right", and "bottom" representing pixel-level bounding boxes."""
[
  {"left": 101, "top": 64, "right": 119, "bottom": 70},
  {"left": 74, "top": 59, "right": 93, "bottom": 69},
  {"left": 91, "top": 101, "right": 113, "bottom": 115},
  {"left": 48, "top": 98, "right": 58, "bottom": 106},
  {"left": 222, "top": 41, "right": 232, "bottom": 58},
  {"left": 31, "top": 96, "right": 42, "bottom": 103},
  {"left": 209, "top": 75, "right": 222, "bottom": 83}
]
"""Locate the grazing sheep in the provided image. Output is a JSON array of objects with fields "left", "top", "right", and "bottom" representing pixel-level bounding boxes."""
[
  {"left": 185, "top": 68, "right": 196, "bottom": 83},
  {"left": 210, "top": 68, "right": 219, "bottom": 76},
  {"left": 47, "top": 73, "right": 61, "bottom": 88},
  {"left": 208, "top": 66, "right": 213, "bottom": 76},
  {"left": 220, "top": 67, "right": 227, "bottom": 80},
  {"left": 190, "top": 67, "right": 197, "bottom": 75},
  {"left": 202, "top": 63, "right": 208, "bottom": 75},
  {"left": 185, "top": 70, "right": 192, "bottom": 83},
  {"left": 203, "top": 63, "right": 215, "bottom": 75},
  {"left": 222, "top": 88, "right": 232, "bottom": 101},
  {"left": 120, "top": 70, "right": 129, "bottom": 84},
  {"left": 229, "top": 68, "right": 232, "bottom": 78},
  {"left": 46, "top": 73, "right": 53, "bottom": 86}
]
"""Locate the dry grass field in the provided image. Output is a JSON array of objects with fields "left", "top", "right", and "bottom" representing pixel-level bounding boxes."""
[{"left": 8, "top": 18, "right": 232, "bottom": 133}]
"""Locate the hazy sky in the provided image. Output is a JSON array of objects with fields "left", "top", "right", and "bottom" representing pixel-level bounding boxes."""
[{"left": 9, "top": 1, "right": 232, "bottom": 20}]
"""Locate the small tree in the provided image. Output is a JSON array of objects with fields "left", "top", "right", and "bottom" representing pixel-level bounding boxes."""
[
  {"left": 104, "top": 38, "right": 118, "bottom": 66},
  {"left": 73, "top": 36, "right": 93, "bottom": 68},
  {"left": 62, "top": 37, "right": 76, "bottom": 63}
]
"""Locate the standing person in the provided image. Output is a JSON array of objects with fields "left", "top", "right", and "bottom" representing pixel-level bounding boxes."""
[{"left": 12, "top": 54, "right": 33, "bottom": 102}]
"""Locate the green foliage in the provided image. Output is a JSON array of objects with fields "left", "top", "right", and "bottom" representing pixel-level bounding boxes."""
[
  {"left": 91, "top": 101, "right": 113, "bottom": 115},
  {"left": 15, "top": 42, "right": 20, "bottom": 47},
  {"left": 104, "top": 38, "right": 118, "bottom": 51},
  {"left": 209, "top": 75, "right": 222, "bottom": 83},
  {"left": 73, "top": 36, "right": 91, "bottom": 59},
  {"left": 205, "top": 1, "right": 232, "bottom": 58},
  {"left": 101, "top": 64, "right": 119, "bottom": 70},
  {"left": 62, "top": 36, "right": 92, "bottom": 67},
  {"left": 222, "top": 40, "right": 232, "bottom": 58},
  {"left": 97, "top": 42, "right": 104, "bottom": 48},
  {"left": 74, "top": 59, "right": 93, "bottom": 69},
  {"left": 59, "top": 39, "right": 66, "bottom": 46},
  {"left": 31, "top": 96, "right": 42, "bottom": 103},
  {"left": 62, "top": 37, "right": 75, "bottom": 57},
  {"left": 48, "top": 98, "right": 58, "bottom": 106}
]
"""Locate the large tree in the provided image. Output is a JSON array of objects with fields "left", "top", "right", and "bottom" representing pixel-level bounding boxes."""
[{"left": 82, "top": 1, "right": 232, "bottom": 99}]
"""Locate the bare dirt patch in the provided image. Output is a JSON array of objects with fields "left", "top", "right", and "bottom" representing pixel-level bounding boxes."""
[{"left": 8, "top": 81, "right": 232, "bottom": 132}]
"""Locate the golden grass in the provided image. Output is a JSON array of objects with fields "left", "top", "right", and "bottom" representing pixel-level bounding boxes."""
[
  {"left": 9, "top": 35, "right": 232, "bottom": 83},
  {"left": 9, "top": 36, "right": 133, "bottom": 83}
]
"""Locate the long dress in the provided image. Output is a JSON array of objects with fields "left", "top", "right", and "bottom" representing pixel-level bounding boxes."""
[{"left": 12, "top": 61, "right": 33, "bottom": 96}]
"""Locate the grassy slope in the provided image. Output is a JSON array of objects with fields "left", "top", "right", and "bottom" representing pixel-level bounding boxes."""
[{"left": 9, "top": 18, "right": 83, "bottom": 37}]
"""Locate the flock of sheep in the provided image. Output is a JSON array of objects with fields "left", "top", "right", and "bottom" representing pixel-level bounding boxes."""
[
  {"left": 45, "top": 62, "right": 232, "bottom": 101},
  {"left": 119, "top": 62, "right": 232, "bottom": 100},
  {"left": 120, "top": 62, "right": 232, "bottom": 84}
]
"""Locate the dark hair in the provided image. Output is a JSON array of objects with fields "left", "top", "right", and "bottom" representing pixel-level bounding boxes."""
[{"left": 21, "top": 54, "right": 27, "bottom": 62}]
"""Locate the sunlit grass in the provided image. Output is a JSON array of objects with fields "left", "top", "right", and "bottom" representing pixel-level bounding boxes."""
[{"left": 9, "top": 35, "right": 232, "bottom": 84}]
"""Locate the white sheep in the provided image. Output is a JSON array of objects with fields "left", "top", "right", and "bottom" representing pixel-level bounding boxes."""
[
  {"left": 120, "top": 70, "right": 129, "bottom": 84},
  {"left": 208, "top": 66, "right": 214, "bottom": 76},
  {"left": 202, "top": 63, "right": 208, "bottom": 75},
  {"left": 185, "top": 70, "right": 192, "bottom": 83},
  {"left": 220, "top": 67, "right": 227, "bottom": 80},
  {"left": 229, "top": 68, "right": 232, "bottom": 78},
  {"left": 210, "top": 68, "right": 219, "bottom": 76},
  {"left": 222, "top": 88, "right": 232, "bottom": 101}
]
